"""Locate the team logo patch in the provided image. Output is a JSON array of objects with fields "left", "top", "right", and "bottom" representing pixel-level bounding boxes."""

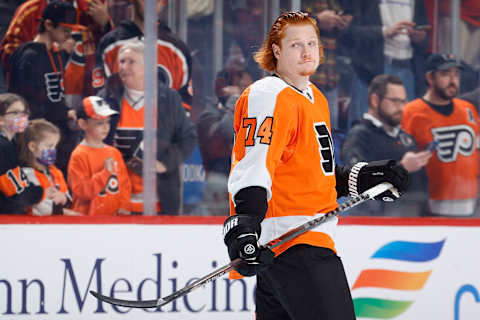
[
  {"left": 431, "top": 125, "right": 475, "bottom": 163},
  {"left": 44, "top": 72, "right": 65, "bottom": 102},
  {"left": 244, "top": 243, "right": 256, "bottom": 255}
]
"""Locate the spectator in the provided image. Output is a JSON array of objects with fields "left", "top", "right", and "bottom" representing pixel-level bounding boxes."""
[
  {"left": 342, "top": 74, "right": 430, "bottom": 216},
  {"left": 68, "top": 96, "right": 130, "bottom": 216},
  {"left": 94, "top": 0, "right": 194, "bottom": 111},
  {"left": 402, "top": 53, "right": 480, "bottom": 217},
  {"left": 8, "top": 1, "right": 82, "bottom": 175},
  {"left": 342, "top": 0, "right": 430, "bottom": 128},
  {"left": 17, "top": 119, "right": 79, "bottom": 215},
  {"left": 460, "top": 84, "right": 480, "bottom": 112},
  {"left": 302, "top": 0, "right": 352, "bottom": 130},
  {"left": 425, "top": 0, "right": 480, "bottom": 69},
  {"left": 0, "top": 93, "right": 43, "bottom": 214},
  {"left": 197, "top": 67, "right": 253, "bottom": 215},
  {"left": 99, "top": 41, "right": 197, "bottom": 215},
  {"left": 0, "top": 0, "right": 113, "bottom": 100},
  {"left": 228, "top": 0, "right": 265, "bottom": 81}
]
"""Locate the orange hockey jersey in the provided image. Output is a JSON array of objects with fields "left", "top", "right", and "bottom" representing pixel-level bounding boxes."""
[
  {"left": 68, "top": 143, "right": 131, "bottom": 216},
  {"left": 228, "top": 76, "right": 338, "bottom": 256},
  {"left": 22, "top": 165, "right": 69, "bottom": 215},
  {"left": 402, "top": 98, "right": 479, "bottom": 215}
]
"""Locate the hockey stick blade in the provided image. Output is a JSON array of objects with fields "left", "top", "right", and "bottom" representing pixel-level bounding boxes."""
[{"left": 90, "top": 182, "right": 394, "bottom": 308}]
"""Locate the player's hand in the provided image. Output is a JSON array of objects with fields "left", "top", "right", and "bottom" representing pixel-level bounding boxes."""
[
  {"left": 400, "top": 150, "right": 432, "bottom": 173},
  {"left": 351, "top": 160, "right": 410, "bottom": 201},
  {"left": 223, "top": 215, "right": 274, "bottom": 277}
]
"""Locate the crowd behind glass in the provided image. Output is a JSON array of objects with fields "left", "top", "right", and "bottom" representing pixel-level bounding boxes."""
[{"left": 0, "top": 0, "right": 479, "bottom": 218}]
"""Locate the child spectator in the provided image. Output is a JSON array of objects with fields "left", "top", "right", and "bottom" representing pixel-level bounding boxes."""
[
  {"left": 68, "top": 96, "right": 131, "bottom": 216},
  {"left": 0, "top": 93, "right": 43, "bottom": 214},
  {"left": 17, "top": 118, "right": 76, "bottom": 215}
]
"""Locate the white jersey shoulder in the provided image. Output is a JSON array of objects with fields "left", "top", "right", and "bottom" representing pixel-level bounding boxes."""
[{"left": 246, "top": 76, "right": 290, "bottom": 117}]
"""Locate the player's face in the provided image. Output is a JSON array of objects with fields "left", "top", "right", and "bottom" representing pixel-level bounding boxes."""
[
  {"left": 378, "top": 84, "right": 407, "bottom": 127},
  {"left": 430, "top": 67, "right": 460, "bottom": 100},
  {"left": 83, "top": 118, "right": 111, "bottom": 142},
  {"left": 275, "top": 24, "right": 320, "bottom": 78},
  {"left": 118, "top": 49, "right": 144, "bottom": 90}
]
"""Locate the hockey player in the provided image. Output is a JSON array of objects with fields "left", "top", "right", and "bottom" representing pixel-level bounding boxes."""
[
  {"left": 93, "top": 0, "right": 193, "bottom": 109},
  {"left": 402, "top": 53, "right": 480, "bottom": 216},
  {"left": 222, "top": 11, "right": 409, "bottom": 320}
]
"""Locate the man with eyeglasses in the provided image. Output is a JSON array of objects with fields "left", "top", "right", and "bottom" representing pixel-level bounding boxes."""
[
  {"left": 341, "top": 74, "right": 431, "bottom": 216},
  {"left": 402, "top": 53, "right": 480, "bottom": 217}
]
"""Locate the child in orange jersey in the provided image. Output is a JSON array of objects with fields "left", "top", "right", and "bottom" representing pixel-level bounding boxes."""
[
  {"left": 68, "top": 96, "right": 131, "bottom": 216},
  {"left": 17, "top": 119, "right": 77, "bottom": 215}
]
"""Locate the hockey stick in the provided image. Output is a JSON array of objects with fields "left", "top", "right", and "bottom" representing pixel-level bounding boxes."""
[{"left": 90, "top": 182, "right": 395, "bottom": 309}]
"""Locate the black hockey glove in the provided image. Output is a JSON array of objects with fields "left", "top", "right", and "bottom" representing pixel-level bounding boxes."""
[
  {"left": 223, "top": 214, "right": 275, "bottom": 277},
  {"left": 348, "top": 160, "right": 409, "bottom": 201}
]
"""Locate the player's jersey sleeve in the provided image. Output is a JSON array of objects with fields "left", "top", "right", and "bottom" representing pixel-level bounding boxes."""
[{"left": 228, "top": 78, "right": 297, "bottom": 201}]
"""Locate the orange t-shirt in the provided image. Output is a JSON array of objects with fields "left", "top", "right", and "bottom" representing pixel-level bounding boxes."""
[
  {"left": 401, "top": 98, "right": 479, "bottom": 201},
  {"left": 68, "top": 143, "right": 131, "bottom": 216},
  {"left": 229, "top": 76, "right": 338, "bottom": 257}
]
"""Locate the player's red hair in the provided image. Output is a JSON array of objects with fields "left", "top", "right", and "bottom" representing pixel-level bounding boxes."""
[{"left": 254, "top": 11, "right": 324, "bottom": 72}]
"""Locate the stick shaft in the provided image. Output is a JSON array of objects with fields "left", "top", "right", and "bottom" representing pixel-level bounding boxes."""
[{"left": 90, "top": 182, "right": 393, "bottom": 308}]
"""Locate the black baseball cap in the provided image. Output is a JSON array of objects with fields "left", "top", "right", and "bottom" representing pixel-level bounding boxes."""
[
  {"left": 41, "top": 1, "right": 85, "bottom": 31},
  {"left": 425, "top": 53, "right": 462, "bottom": 72}
]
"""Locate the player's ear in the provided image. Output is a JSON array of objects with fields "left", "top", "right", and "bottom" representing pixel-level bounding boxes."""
[{"left": 272, "top": 44, "right": 280, "bottom": 59}]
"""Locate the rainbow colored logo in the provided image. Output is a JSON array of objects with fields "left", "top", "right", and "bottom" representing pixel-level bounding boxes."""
[{"left": 352, "top": 239, "right": 446, "bottom": 318}]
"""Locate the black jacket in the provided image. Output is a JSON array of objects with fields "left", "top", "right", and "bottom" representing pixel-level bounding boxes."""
[
  {"left": 341, "top": 118, "right": 428, "bottom": 215},
  {"left": 99, "top": 75, "right": 197, "bottom": 214},
  {"left": 340, "top": 0, "right": 430, "bottom": 96}
]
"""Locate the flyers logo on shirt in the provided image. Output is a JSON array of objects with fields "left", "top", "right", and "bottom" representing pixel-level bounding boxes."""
[
  {"left": 313, "top": 122, "right": 334, "bottom": 176},
  {"left": 431, "top": 125, "right": 476, "bottom": 163},
  {"left": 44, "top": 72, "right": 65, "bottom": 102},
  {"left": 99, "top": 174, "right": 119, "bottom": 196}
]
